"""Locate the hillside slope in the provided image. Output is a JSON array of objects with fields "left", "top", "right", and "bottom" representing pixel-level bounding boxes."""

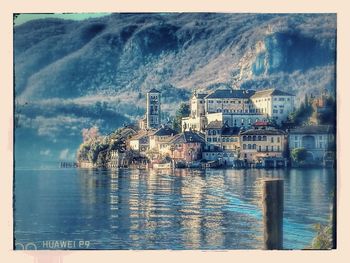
[{"left": 14, "top": 13, "right": 336, "bottom": 165}]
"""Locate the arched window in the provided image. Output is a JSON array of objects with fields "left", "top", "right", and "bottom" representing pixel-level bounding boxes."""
[
  {"left": 253, "top": 144, "right": 256, "bottom": 150},
  {"left": 253, "top": 135, "right": 256, "bottom": 141},
  {"left": 258, "top": 135, "right": 261, "bottom": 141},
  {"left": 248, "top": 136, "right": 252, "bottom": 141},
  {"left": 248, "top": 144, "right": 251, "bottom": 149},
  {"left": 243, "top": 136, "right": 247, "bottom": 141}
]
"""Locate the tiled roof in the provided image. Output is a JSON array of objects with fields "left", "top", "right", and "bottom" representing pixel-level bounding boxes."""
[
  {"left": 253, "top": 121, "right": 270, "bottom": 126},
  {"left": 148, "top": 88, "right": 160, "bottom": 93},
  {"left": 240, "top": 128, "right": 286, "bottom": 136},
  {"left": 205, "top": 88, "right": 256, "bottom": 99},
  {"left": 205, "top": 120, "right": 222, "bottom": 129},
  {"left": 129, "top": 130, "right": 153, "bottom": 141},
  {"left": 194, "top": 93, "right": 208, "bottom": 99},
  {"left": 170, "top": 131, "right": 206, "bottom": 144},
  {"left": 251, "top": 88, "right": 294, "bottom": 98},
  {"left": 221, "top": 125, "right": 241, "bottom": 136},
  {"left": 289, "top": 125, "right": 334, "bottom": 134},
  {"left": 153, "top": 126, "right": 178, "bottom": 136}
]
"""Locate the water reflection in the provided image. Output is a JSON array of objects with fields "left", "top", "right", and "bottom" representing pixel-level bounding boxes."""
[{"left": 15, "top": 168, "right": 335, "bottom": 249}]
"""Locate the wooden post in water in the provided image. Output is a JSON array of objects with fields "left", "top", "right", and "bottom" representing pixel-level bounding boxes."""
[{"left": 262, "top": 179, "right": 284, "bottom": 250}]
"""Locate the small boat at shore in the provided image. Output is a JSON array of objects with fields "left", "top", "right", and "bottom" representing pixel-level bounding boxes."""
[
  {"left": 187, "top": 161, "right": 202, "bottom": 168},
  {"left": 204, "top": 160, "right": 222, "bottom": 168},
  {"left": 153, "top": 162, "right": 172, "bottom": 169}
]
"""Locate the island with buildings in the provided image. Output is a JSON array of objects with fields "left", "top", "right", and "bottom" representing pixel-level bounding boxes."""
[{"left": 76, "top": 85, "right": 335, "bottom": 169}]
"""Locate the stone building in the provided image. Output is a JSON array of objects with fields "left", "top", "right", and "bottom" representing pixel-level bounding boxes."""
[
  {"left": 288, "top": 125, "right": 335, "bottom": 164},
  {"left": 168, "top": 131, "right": 206, "bottom": 162},
  {"left": 128, "top": 130, "right": 153, "bottom": 155},
  {"left": 107, "top": 150, "right": 127, "bottom": 168},
  {"left": 146, "top": 88, "right": 161, "bottom": 129},
  {"left": 149, "top": 126, "right": 178, "bottom": 152},
  {"left": 182, "top": 86, "right": 295, "bottom": 132},
  {"left": 250, "top": 88, "right": 295, "bottom": 124},
  {"left": 239, "top": 125, "right": 287, "bottom": 167}
]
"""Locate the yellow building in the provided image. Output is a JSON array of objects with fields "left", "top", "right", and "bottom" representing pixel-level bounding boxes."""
[{"left": 239, "top": 125, "right": 287, "bottom": 165}]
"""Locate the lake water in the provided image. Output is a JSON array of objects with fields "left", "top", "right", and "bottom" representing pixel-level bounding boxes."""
[{"left": 14, "top": 168, "right": 335, "bottom": 250}]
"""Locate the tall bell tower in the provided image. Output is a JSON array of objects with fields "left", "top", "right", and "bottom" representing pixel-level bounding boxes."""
[{"left": 146, "top": 88, "right": 161, "bottom": 129}]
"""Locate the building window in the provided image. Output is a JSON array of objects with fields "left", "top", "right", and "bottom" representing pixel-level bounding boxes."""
[
  {"left": 271, "top": 146, "right": 274, "bottom": 151},
  {"left": 213, "top": 138, "right": 217, "bottom": 142},
  {"left": 263, "top": 136, "right": 267, "bottom": 141},
  {"left": 243, "top": 136, "right": 247, "bottom": 141},
  {"left": 266, "top": 146, "right": 268, "bottom": 151},
  {"left": 243, "top": 144, "right": 246, "bottom": 150},
  {"left": 271, "top": 137, "right": 274, "bottom": 143},
  {"left": 320, "top": 142, "right": 323, "bottom": 148},
  {"left": 258, "top": 145, "right": 261, "bottom": 152},
  {"left": 248, "top": 136, "right": 251, "bottom": 141},
  {"left": 248, "top": 144, "right": 251, "bottom": 149},
  {"left": 258, "top": 135, "right": 261, "bottom": 141},
  {"left": 277, "top": 137, "right": 280, "bottom": 143},
  {"left": 253, "top": 144, "right": 256, "bottom": 150},
  {"left": 207, "top": 138, "right": 212, "bottom": 142},
  {"left": 294, "top": 142, "right": 298, "bottom": 148}
]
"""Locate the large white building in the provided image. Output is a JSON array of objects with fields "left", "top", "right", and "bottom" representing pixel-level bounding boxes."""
[{"left": 182, "top": 87, "right": 295, "bottom": 132}]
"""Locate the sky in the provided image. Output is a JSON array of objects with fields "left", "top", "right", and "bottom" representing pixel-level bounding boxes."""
[{"left": 14, "top": 13, "right": 111, "bottom": 26}]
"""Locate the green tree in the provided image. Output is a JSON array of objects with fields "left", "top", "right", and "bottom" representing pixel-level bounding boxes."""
[
  {"left": 311, "top": 223, "right": 333, "bottom": 249},
  {"left": 289, "top": 94, "right": 314, "bottom": 126},
  {"left": 172, "top": 103, "right": 190, "bottom": 132},
  {"left": 291, "top": 148, "right": 308, "bottom": 163},
  {"left": 317, "top": 96, "right": 336, "bottom": 125}
]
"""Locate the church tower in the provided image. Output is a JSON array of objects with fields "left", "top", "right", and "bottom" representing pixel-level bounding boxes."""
[{"left": 146, "top": 88, "right": 161, "bottom": 129}]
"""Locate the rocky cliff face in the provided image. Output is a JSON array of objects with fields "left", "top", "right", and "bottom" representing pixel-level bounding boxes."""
[{"left": 14, "top": 13, "right": 336, "bottom": 166}]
